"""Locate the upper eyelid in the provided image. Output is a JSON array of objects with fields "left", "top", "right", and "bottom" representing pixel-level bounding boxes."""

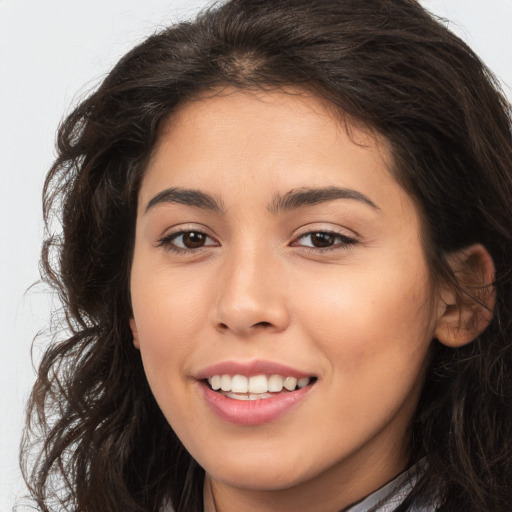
[
  {"left": 292, "top": 231, "right": 357, "bottom": 245},
  {"left": 296, "top": 230, "right": 355, "bottom": 239},
  {"left": 156, "top": 226, "right": 218, "bottom": 247},
  {"left": 290, "top": 225, "right": 360, "bottom": 250},
  {"left": 157, "top": 230, "right": 220, "bottom": 255},
  {"left": 292, "top": 224, "right": 360, "bottom": 240},
  {"left": 158, "top": 223, "right": 217, "bottom": 239}
]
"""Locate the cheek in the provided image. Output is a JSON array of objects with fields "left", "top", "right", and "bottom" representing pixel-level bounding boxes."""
[
  {"left": 293, "top": 261, "right": 435, "bottom": 444},
  {"left": 132, "top": 260, "right": 206, "bottom": 334},
  {"left": 129, "top": 268, "right": 206, "bottom": 428},
  {"left": 129, "top": 261, "right": 206, "bottom": 386},
  {"left": 295, "top": 255, "right": 436, "bottom": 374}
]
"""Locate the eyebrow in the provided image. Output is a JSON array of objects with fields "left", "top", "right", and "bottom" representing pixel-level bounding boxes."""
[
  {"left": 268, "top": 186, "right": 380, "bottom": 214},
  {"left": 145, "top": 185, "right": 379, "bottom": 215},
  {"left": 145, "top": 187, "right": 224, "bottom": 214}
]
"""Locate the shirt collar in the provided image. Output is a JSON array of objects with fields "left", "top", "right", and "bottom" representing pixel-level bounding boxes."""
[{"left": 345, "top": 460, "right": 429, "bottom": 512}]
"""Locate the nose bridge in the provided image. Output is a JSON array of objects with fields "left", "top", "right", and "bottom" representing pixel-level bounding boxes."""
[{"left": 213, "top": 238, "right": 289, "bottom": 335}]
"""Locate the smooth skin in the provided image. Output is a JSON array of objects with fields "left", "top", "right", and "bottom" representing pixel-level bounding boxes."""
[{"left": 129, "top": 89, "right": 492, "bottom": 512}]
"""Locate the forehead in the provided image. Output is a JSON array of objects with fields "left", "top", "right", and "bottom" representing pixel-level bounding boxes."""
[
  {"left": 139, "top": 88, "right": 416, "bottom": 224},
  {"left": 145, "top": 89, "right": 392, "bottom": 191},
  {"left": 156, "top": 87, "right": 388, "bottom": 157}
]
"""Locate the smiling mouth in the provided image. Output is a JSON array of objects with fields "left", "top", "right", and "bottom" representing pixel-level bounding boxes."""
[{"left": 205, "top": 374, "right": 317, "bottom": 401}]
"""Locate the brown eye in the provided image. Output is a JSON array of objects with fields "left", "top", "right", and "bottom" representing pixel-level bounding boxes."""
[
  {"left": 178, "top": 231, "right": 208, "bottom": 249},
  {"left": 159, "top": 230, "right": 218, "bottom": 252},
  {"left": 309, "top": 232, "right": 337, "bottom": 248},
  {"left": 294, "top": 231, "right": 357, "bottom": 250}
]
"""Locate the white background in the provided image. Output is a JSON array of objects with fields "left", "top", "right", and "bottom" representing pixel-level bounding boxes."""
[{"left": 1, "top": 1, "right": 511, "bottom": 510}]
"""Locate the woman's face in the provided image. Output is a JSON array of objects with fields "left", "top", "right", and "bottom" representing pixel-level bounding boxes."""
[{"left": 130, "top": 89, "right": 441, "bottom": 507}]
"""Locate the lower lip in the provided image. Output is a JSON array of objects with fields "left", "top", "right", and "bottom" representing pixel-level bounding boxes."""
[{"left": 200, "top": 382, "right": 313, "bottom": 426}]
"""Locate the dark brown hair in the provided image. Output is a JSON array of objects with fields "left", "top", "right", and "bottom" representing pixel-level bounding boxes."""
[{"left": 22, "top": 1, "right": 512, "bottom": 511}]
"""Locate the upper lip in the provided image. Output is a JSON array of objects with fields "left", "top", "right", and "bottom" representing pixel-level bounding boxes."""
[{"left": 195, "top": 360, "right": 314, "bottom": 380}]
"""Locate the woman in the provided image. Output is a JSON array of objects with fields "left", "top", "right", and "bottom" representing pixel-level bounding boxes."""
[{"left": 23, "top": 0, "right": 512, "bottom": 511}]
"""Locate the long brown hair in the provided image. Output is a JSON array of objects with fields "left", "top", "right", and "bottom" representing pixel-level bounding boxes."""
[{"left": 23, "top": 1, "right": 512, "bottom": 510}]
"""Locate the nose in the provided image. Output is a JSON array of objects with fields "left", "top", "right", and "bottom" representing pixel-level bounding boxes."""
[{"left": 211, "top": 247, "right": 290, "bottom": 337}]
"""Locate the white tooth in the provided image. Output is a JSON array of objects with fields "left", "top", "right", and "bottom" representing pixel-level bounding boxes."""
[
  {"left": 231, "top": 375, "right": 249, "bottom": 393},
  {"left": 249, "top": 393, "right": 272, "bottom": 400},
  {"left": 249, "top": 374, "right": 268, "bottom": 393},
  {"left": 283, "top": 377, "right": 298, "bottom": 391},
  {"left": 297, "top": 377, "right": 310, "bottom": 388},
  {"left": 225, "top": 392, "right": 250, "bottom": 400},
  {"left": 268, "top": 375, "right": 284, "bottom": 392},
  {"left": 220, "top": 374, "right": 232, "bottom": 392},
  {"left": 211, "top": 375, "right": 221, "bottom": 390}
]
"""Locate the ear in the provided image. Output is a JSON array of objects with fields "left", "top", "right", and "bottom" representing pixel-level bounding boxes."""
[
  {"left": 129, "top": 318, "right": 141, "bottom": 349},
  {"left": 435, "top": 244, "right": 495, "bottom": 348}
]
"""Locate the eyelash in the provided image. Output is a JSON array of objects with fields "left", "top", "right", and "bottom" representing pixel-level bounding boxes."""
[
  {"left": 157, "top": 229, "right": 358, "bottom": 254},
  {"left": 157, "top": 230, "right": 217, "bottom": 254},
  {"left": 292, "top": 231, "right": 358, "bottom": 252}
]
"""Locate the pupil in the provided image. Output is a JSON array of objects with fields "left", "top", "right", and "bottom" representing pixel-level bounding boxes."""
[
  {"left": 183, "top": 232, "right": 205, "bottom": 248},
  {"left": 311, "top": 232, "right": 334, "bottom": 247}
]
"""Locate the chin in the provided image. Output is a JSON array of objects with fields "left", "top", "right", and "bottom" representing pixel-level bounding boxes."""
[
  {"left": 210, "top": 466, "right": 307, "bottom": 492},
  {"left": 201, "top": 449, "right": 320, "bottom": 492}
]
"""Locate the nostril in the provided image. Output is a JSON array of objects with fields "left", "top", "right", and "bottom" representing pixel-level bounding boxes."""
[
  {"left": 217, "top": 320, "right": 272, "bottom": 332},
  {"left": 254, "top": 321, "right": 272, "bottom": 328}
]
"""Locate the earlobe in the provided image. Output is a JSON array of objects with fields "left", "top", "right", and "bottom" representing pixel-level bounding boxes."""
[
  {"left": 129, "top": 318, "right": 141, "bottom": 349},
  {"left": 435, "top": 244, "right": 495, "bottom": 348}
]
